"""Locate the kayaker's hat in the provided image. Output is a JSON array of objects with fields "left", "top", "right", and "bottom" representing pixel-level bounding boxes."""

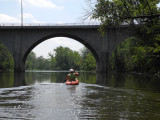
[{"left": 69, "top": 69, "right": 74, "bottom": 72}]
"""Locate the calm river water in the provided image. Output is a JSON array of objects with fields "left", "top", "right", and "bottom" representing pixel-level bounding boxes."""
[{"left": 0, "top": 71, "right": 160, "bottom": 120}]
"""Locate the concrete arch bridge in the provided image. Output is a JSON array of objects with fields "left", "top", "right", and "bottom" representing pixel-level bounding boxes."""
[{"left": 0, "top": 25, "right": 130, "bottom": 73}]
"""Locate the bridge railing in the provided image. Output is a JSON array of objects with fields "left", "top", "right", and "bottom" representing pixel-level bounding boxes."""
[{"left": 0, "top": 22, "right": 100, "bottom": 26}]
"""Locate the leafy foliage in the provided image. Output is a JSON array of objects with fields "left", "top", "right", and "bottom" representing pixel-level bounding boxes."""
[
  {"left": 25, "top": 51, "right": 51, "bottom": 70},
  {"left": 91, "top": 0, "right": 160, "bottom": 74},
  {"left": 92, "top": 0, "right": 160, "bottom": 35},
  {"left": 110, "top": 37, "right": 160, "bottom": 74},
  {"left": 25, "top": 46, "right": 96, "bottom": 71},
  {"left": 0, "top": 44, "right": 14, "bottom": 71},
  {"left": 80, "top": 47, "right": 96, "bottom": 71},
  {"left": 50, "top": 46, "right": 81, "bottom": 70}
]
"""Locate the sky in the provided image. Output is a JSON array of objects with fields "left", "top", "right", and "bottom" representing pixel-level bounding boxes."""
[{"left": 0, "top": 0, "right": 96, "bottom": 58}]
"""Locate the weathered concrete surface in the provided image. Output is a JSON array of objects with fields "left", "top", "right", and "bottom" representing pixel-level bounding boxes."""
[{"left": 0, "top": 25, "right": 130, "bottom": 73}]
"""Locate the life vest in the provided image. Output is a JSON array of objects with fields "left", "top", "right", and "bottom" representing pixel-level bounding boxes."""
[{"left": 68, "top": 73, "right": 76, "bottom": 81}]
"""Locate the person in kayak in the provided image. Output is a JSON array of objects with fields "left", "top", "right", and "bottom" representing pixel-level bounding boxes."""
[{"left": 66, "top": 69, "right": 78, "bottom": 81}]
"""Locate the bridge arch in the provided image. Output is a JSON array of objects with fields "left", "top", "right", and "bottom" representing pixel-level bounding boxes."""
[{"left": 23, "top": 33, "right": 99, "bottom": 68}]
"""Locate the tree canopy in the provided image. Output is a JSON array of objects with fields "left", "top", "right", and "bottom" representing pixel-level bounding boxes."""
[
  {"left": 0, "top": 44, "right": 14, "bottom": 71},
  {"left": 25, "top": 46, "right": 96, "bottom": 71},
  {"left": 49, "top": 46, "right": 81, "bottom": 70},
  {"left": 25, "top": 52, "right": 51, "bottom": 70},
  {"left": 80, "top": 47, "right": 96, "bottom": 71},
  {"left": 90, "top": 0, "right": 160, "bottom": 74},
  {"left": 92, "top": 0, "right": 160, "bottom": 35}
]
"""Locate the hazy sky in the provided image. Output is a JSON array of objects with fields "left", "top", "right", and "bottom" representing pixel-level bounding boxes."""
[{"left": 0, "top": 0, "right": 96, "bottom": 58}]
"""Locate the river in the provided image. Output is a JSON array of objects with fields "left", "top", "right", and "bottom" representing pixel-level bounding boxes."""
[{"left": 0, "top": 71, "right": 160, "bottom": 120}]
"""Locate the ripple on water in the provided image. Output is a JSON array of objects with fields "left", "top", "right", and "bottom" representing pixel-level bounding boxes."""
[{"left": 0, "top": 83, "right": 160, "bottom": 120}]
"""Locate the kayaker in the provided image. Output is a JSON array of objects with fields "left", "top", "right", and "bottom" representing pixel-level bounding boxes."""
[{"left": 66, "top": 69, "right": 78, "bottom": 81}]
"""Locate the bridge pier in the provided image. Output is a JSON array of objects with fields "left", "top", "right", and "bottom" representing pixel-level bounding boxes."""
[
  {"left": 96, "top": 52, "right": 110, "bottom": 73},
  {"left": 14, "top": 56, "right": 25, "bottom": 72},
  {"left": 14, "top": 71, "right": 26, "bottom": 86},
  {"left": 12, "top": 30, "right": 25, "bottom": 72}
]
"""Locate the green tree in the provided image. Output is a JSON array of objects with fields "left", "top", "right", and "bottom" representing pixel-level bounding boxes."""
[
  {"left": 0, "top": 44, "right": 14, "bottom": 71},
  {"left": 49, "top": 46, "right": 81, "bottom": 70},
  {"left": 91, "top": 0, "right": 160, "bottom": 74},
  {"left": 80, "top": 47, "right": 96, "bottom": 71},
  {"left": 25, "top": 52, "right": 37, "bottom": 70},
  {"left": 92, "top": 0, "right": 160, "bottom": 35},
  {"left": 36, "top": 56, "right": 51, "bottom": 70},
  {"left": 25, "top": 46, "right": 96, "bottom": 71},
  {"left": 48, "top": 52, "right": 56, "bottom": 70},
  {"left": 80, "top": 47, "right": 90, "bottom": 59},
  {"left": 110, "top": 36, "right": 160, "bottom": 74},
  {"left": 25, "top": 51, "right": 51, "bottom": 70}
]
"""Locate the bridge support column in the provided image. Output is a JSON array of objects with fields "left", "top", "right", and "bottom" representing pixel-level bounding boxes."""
[
  {"left": 13, "top": 30, "right": 25, "bottom": 72},
  {"left": 96, "top": 52, "right": 110, "bottom": 73},
  {"left": 14, "top": 72, "right": 26, "bottom": 86},
  {"left": 14, "top": 56, "right": 25, "bottom": 72},
  {"left": 13, "top": 40, "right": 26, "bottom": 86}
]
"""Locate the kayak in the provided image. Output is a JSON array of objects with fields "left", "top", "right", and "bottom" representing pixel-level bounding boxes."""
[{"left": 66, "top": 79, "right": 79, "bottom": 85}]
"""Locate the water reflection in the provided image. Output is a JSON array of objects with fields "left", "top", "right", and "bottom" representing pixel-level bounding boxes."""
[
  {"left": 76, "top": 84, "right": 160, "bottom": 120},
  {"left": 96, "top": 72, "right": 160, "bottom": 91},
  {"left": 25, "top": 71, "right": 68, "bottom": 85},
  {"left": 14, "top": 72, "right": 26, "bottom": 87},
  {"left": 0, "top": 71, "right": 160, "bottom": 91},
  {"left": 25, "top": 71, "right": 97, "bottom": 85},
  {"left": 0, "top": 72, "right": 14, "bottom": 88},
  {"left": 0, "top": 71, "right": 160, "bottom": 119},
  {"left": 0, "top": 71, "right": 26, "bottom": 88}
]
